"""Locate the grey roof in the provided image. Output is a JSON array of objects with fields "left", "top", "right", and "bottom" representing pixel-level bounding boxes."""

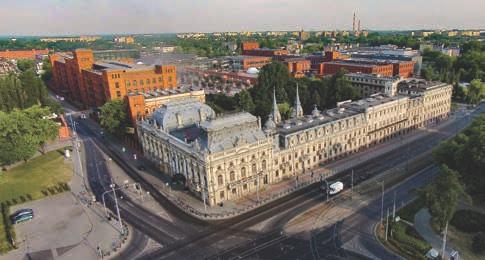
[
  {"left": 152, "top": 98, "right": 215, "bottom": 131},
  {"left": 93, "top": 61, "right": 151, "bottom": 71},
  {"left": 200, "top": 112, "right": 257, "bottom": 131},
  {"left": 277, "top": 93, "right": 407, "bottom": 136}
]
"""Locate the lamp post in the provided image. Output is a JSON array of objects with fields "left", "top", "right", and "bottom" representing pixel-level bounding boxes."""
[
  {"left": 111, "top": 184, "right": 123, "bottom": 234},
  {"left": 101, "top": 184, "right": 124, "bottom": 234},
  {"left": 379, "top": 181, "right": 385, "bottom": 223}
]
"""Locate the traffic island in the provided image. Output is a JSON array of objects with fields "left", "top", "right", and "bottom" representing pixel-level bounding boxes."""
[{"left": 375, "top": 199, "right": 431, "bottom": 260}]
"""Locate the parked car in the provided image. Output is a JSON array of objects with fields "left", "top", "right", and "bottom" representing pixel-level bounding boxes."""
[{"left": 11, "top": 209, "right": 34, "bottom": 224}]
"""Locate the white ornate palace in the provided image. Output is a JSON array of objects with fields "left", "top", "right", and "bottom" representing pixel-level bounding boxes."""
[{"left": 137, "top": 78, "right": 452, "bottom": 206}]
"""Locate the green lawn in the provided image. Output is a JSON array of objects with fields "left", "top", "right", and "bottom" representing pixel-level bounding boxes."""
[
  {"left": 0, "top": 148, "right": 73, "bottom": 254},
  {"left": 0, "top": 149, "right": 72, "bottom": 203}
]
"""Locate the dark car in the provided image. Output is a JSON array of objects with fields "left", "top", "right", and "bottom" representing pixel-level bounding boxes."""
[
  {"left": 11, "top": 208, "right": 33, "bottom": 219},
  {"left": 11, "top": 209, "right": 34, "bottom": 224}
]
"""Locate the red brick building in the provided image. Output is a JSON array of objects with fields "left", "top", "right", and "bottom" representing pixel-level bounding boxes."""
[
  {"left": 241, "top": 42, "right": 260, "bottom": 51},
  {"left": 241, "top": 42, "right": 289, "bottom": 57},
  {"left": 317, "top": 60, "right": 394, "bottom": 77},
  {"left": 391, "top": 60, "right": 416, "bottom": 78},
  {"left": 228, "top": 55, "right": 272, "bottom": 70},
  {"left": 0, "top": 49, "right": 49, "bottom": 60},
  {"left": 282, "top": 58, "right": 311, "bottom": 78},
  {"left": 50, "top": 49, "right": 177, "bottom": 108}
]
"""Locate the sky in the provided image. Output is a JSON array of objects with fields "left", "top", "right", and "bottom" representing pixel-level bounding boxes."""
[{"left": 0, "top": 0, "right": 484, "bottom": 36}]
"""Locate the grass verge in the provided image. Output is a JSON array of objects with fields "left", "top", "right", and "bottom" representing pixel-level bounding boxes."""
[{"left": 376, "top": 199, "right": 431, "bottom": 260}]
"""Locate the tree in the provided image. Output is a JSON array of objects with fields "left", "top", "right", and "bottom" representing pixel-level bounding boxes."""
[
  {"left": 99, "top": 100, "right": 127, "bottom": 135},
  {"left": 419, "top": 165, "right": 470, "bottom": 231},
  {"left": 467, "top": 79, "right": 485, "bottom": 105},
  {"left": 16, "top": 59, "right": 36, "bottom": 72},
  {"left": 236, "top": 90, "right": 255, "bottom": 113},
  {"left": 433, "top": 115, "right": 485, "bottom": 201},
  {"left": 256, "top": 61, "right": 290, "bottom": 102},
  {"left": 0, "top": 106, "right": 58, "bottom": 166}
]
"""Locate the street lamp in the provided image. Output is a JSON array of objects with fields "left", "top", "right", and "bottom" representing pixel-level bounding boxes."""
[
  {"left": 101, "top": 184, "right": 124, "bottom": 234},
  {"left": 378, "top": 181, "right": 385, "bottom": 223}
]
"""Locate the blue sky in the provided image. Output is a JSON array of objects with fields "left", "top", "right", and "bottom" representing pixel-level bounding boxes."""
[{"left": 0, "top": 0, "right": 484, "bottom": 35}]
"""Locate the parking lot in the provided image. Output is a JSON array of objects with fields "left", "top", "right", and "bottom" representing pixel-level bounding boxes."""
[{"left": 4, "top": 193, "right": 93, "bottom": 260}]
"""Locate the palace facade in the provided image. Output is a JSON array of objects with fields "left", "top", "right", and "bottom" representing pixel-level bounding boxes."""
[{"left": 138, "top": 78, "right": 452, "bottom": 206}]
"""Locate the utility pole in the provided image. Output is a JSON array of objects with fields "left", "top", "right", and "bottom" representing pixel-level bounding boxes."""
[
  {"left": 441, "top": 222, "right": 449, "bottom": 260},
  {"left": 111, "top": 184, "right": 123, "bottom": 234},
  {"left": 385, "top": 208, "right": 390, "bottom": 241},
  {"left": 380, "top": 181, "right": 385, "bottom": 223},
  {"left": 257, "top": 174, "right": 260, "bottom": 203},
  {"left": 393, "top": 191, "right": 396, "bottom": 219},
  {"left": 351, "top": 169, "right": 354, "bottom": 199},
  {"left": 202, "top": 187, "right": 207, "bottom": 213}
]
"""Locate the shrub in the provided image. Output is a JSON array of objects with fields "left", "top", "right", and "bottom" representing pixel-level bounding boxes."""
[
  {"left": 472, "top": 232, "right": 485, "bottom": 253},
  {"left": 450, "top": 210, "right": 485, "bottom": 233},
  {"left": 392, "top": 222, "right": 431, "bottom": 256}
]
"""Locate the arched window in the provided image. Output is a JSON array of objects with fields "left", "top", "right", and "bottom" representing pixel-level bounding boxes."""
[
  {"left": 217, "top": 175, "right": 223, "bottom": 186},
  {"left": 262, "top": 160, "right": 266, "bottom": 170},
  {"left": 241, "top": 167, "right": 246, "bottom": 178},
  {"left": 252, "top": 163, "right": 257, "bottom": 173},
  {"left": 230, "top": 171, "right": 235, "bottom": 182}
]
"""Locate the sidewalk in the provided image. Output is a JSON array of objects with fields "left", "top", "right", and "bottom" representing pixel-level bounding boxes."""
[
  {"left": 414, "top": 209, "right": 454, "bottom": 256},
  {"left": 68, "top": 135, "right": 131, "bottom": 258},
  {"left": 79, "top": 106, "right": 471, "bottom": 220}
]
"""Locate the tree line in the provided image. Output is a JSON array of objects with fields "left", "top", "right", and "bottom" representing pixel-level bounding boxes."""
[
  {"left": 0, "top": 63, "right": 62, "bottom": 167},
  {"left": 421, "top": 41, "right": 485, "bottom": 104},
  {"left": 206, "top": 61, "right": 361, "bottom": 122},
  {"left": 419, "top": 114, "right": 484, "bottom": 231}
]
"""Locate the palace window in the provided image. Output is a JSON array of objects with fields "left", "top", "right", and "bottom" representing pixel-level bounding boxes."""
[
  {"left": 262, "top": 160, "right": 266, "bottom": 170},
  {"left": 252, "top": 163, "right": 257, "bottom": 173},
  {"left": 241, "top": 167, "right": 246, "bottom": 178},
  {"left": 220, "top": 191, "right": 224, "bottom": 199},
  {"left": 217, "top": 175, "right": 223, "bottom": 186},
  {"left": 230, "top": 171, "right": 235, "bottom": 182}
]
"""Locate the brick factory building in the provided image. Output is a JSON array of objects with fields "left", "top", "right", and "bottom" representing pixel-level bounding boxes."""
[
  {"left": 226, "top": 55, "right": 272, "bottom": 71},
  {"left": 241, "top": 42, "right": 260, "bottom": 51},
  {"left": 282, "top": 57, "right": 311, "bottom": 78},
  {"left": 0, "top": 49, "right": 49, "bottom": 60},
  {"left": 317, "top": 60, "right": 394, "bottom": 77},
  {"left": 243, "top": 48, "right": 289, "bottom": 57},
  {"left": 391, "top": 60, "right": 416, "bottom": 78},
  {"left": 241, "top": 42, "right": 288, "bottom": 57},
  {"left": 50, "top": 49, "right": 176, "bottom": 108}
]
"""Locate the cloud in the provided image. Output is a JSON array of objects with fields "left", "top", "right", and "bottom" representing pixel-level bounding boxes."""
[{"left": 0, "top": 0, "right": 483, "bottom": 35}]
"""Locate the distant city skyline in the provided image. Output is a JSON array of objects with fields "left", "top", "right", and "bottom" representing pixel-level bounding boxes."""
[{"left": 0, "top": 0, "right": 484, "bottom": 36}]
